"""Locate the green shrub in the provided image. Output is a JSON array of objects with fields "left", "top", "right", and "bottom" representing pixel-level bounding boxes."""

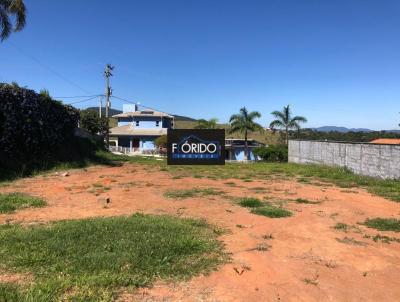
[{"left": 253, "top": 145, "right": 288, "bottom": 162}]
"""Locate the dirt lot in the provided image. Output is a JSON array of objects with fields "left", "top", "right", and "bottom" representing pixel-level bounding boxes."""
[{"left": 1, "top": 162, "right": 400, "bottom": 302}]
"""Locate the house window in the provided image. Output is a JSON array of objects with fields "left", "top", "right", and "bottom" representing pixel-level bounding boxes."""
[
  {"left": 156, "top": 121, "right": 160, "bottom": 127},
  {"left": 135, "top": 121, "right": 139, "bottom": 127}
]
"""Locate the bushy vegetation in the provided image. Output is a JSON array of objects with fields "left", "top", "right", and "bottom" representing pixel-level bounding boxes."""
[
  {"left": 294, "top": 129, "right": 400, "bottom": 142},
  {"left": 0, "top": 83, "right": 79, "bottom": 173},
  {"left": 0, "top": 192, "right": 46, "bottom": 213},
  {"left": 0, "top": 83, "right": 115, "bottom": 181},
  {"left": 80, "top": 109, "right": 109, "bottom": 136},
  {"left": 253, "top": 145, "right": 288, "bottom": 162},
  {"left": 0, "top": 214, "right": 225, "bottom": 301},
  {"left": 154, "top": 134, "right": 167, "bottom": 147}
]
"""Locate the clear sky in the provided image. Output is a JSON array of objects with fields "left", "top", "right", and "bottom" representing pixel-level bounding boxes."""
[{"left": 1, "top": 0, "right": 400, "bottom": 130}]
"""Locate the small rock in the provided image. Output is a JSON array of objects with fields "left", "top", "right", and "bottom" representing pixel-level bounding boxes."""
[{"left": 61, "top": 172, "right": 70, "bottom": 177}]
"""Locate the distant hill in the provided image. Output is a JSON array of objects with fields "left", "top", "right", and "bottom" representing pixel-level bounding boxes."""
[
  {"left": 312, "top": 126, "right": 373, "bottom": 133},
  {"left": 86, "top": 107, "right": 122, "bottom": 117},
  {"left": 172, "top": 114, "right": 197, "bottom": 122},
  {"left": 311, "top": 126, "right": 400, "bottom": 133}
]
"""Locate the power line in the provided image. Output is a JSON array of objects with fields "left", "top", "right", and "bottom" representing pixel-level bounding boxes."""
[
  {"left": 9, "top": 42, "right": 92, "bottom": 94},
  {"left": 54, "top": 94, "right": 103, "bottom": 99},
  {"left": 67, "top": 95, "right": 100, "bottom": 105}
]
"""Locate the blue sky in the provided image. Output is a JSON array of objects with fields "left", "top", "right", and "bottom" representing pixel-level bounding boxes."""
[{"left": 1, "top": 0, "right": 400, "bottom": 130}]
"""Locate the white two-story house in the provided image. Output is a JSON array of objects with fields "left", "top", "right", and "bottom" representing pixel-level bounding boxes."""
[{"left": 109, "top": 104, "right": 174, "bottom": 152}]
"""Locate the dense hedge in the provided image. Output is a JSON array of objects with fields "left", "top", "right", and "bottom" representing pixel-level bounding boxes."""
[
  {"left": 0, "top": 83, "right": 80, "bottom": 173},
  {"left": 253, "top": 145, "right": 288, "bottom": 162}
]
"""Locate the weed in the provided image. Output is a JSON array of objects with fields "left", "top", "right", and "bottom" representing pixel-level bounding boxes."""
[
  {"left": 371, "top": 234, "right": 400, "bottom": 244},
  {"left": 295, "top": 198, "right": 320, "bottom": 204},
  {"left": 303, "top": 273, "right": 319, "bottom": 286},
  {"left": 164, "top": 188, "right": 224, "bottom": 199},
  {"left": 364, "top": 218, "right": 400, "bottom": 232},
  {"left": 0, "top": 193, "right": 46, "bottom": 214},
  {"left": 334, "top": 223, "right": 350, "bottom": 232},
  {"left": 249, "top": 187, "right": 267, "bottom": 192},
  {"left": 335, "top": 237, "right": 368, "bottom": 246},
  {"left": 238, "top": 198, "right": 263, "bottom": 208},
  {"left": 251, "top": 206, "right": 292, "bottom": 218}
]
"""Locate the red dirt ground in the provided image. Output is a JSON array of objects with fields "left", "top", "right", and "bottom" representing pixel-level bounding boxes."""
[{"left": 1, "top": 163, "right": 400, "bottom": 302}]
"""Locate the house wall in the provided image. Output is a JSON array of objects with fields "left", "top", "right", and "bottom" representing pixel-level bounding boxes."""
[
  {"left": 117, "top": 117, "right": 133, "bottom": 127},
  {"left": 133, "top": 117, "right": 161, "bottom": 129},
  {"left": 288, "top": 140, "right": 400, "bottom": 179}
]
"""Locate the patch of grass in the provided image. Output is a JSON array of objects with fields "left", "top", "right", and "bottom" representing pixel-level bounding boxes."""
[
  {"left": 295, "top": 198, "right": 320, "bottom": 204},
  {"left": 224, "top": 182, "right": 236, "bottom": 186},
  {"left": 238, "top": 198, "right": 263, "bottom": 208},
  {"left": 368, "top": 234, "right": 400, "bottom": 244},
  {"left": 249, "top": 187, "right": 267, "bottom": 192},
  {"left": 334, "top": 223, "right": 350, "bottom": 232},
  {"left": 336, "top": 237, "right": 368, "bottom": 246},
  {"left": 251, "top": 206, "right": 292, "bottom": 218},
  {"left": 166, "top": 163, "right": 400, "bottom": 202},
  {"left": 164, "top": 188, "right": 224, "bottom": 199},
  {"left": 0, "top": 193, "right": 46, "bottom": 214},
  {"left": 0, "top": 214, "right": 225, "bottom": 301},
  {"left": 364, "top": 218, "right": 400, "bottom": 232},
  {"left": 0, "top": 283, "right": 22, "bottom": 301}
]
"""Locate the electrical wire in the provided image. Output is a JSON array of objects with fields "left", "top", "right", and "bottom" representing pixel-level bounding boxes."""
[
  {"left": 54, "top": 94, "right": 103, "bottom": 99},
  {"left": 9, "top": 42, "right": 92, "bottom": 94},
  {"left": 67, "top": 95, "right": 100, "bottom": 105}
]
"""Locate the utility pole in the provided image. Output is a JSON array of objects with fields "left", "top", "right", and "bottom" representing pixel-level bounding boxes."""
[{"left": 104, "top": 64, "right": 114, "bottom": 146}]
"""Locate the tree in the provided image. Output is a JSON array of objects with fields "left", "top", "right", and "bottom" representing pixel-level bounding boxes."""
[
  {"left": 194, "top": 118, "right": 219, "bottom": 129},
  {"left": 269, "top": 105, "right": 307, "bottom": 145},
  {"left": 80, "top": 109, "right": 109, "bottom": 137},
  {"left": 229, "top": 107, "right": 263, "bottom": 160},
  {"left": 154, "top": 135, "right": 167, "bottom": 148},
  {"left": 0, "top": 0, "right": 26, "bottom": 41}
]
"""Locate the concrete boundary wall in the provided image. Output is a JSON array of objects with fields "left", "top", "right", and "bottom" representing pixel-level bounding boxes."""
[{"left": 289, "top": 140, "right": 400, "bottom": 179}]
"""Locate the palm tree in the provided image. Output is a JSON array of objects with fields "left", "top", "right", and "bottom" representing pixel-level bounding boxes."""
[
  {"left": 0, "top": 0, "right": 26, "bottom": 41},
  {"left": 194, "top": 118, "right": 218, "bottom": 129},
  {"left": 269, "top": 105, "right": 307, "bottom": 144},
  {"left": 229, "top": 107, "right": 263, "bottom": 160}
]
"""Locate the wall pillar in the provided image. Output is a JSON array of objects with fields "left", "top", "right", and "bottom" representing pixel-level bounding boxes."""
[{"left": 129, "top": 138, "right": 132, "bottom": 152}]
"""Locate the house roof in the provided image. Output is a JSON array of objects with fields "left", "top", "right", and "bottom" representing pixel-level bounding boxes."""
[
  {"left": 370, "top": 138, "right": 400, "bottom": 145},
  {"left": 112, "top": 110, "right": 173, "bottom": 119},
  {"left": 109, "top": 125, "right": 168, "bottom": 136}
]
